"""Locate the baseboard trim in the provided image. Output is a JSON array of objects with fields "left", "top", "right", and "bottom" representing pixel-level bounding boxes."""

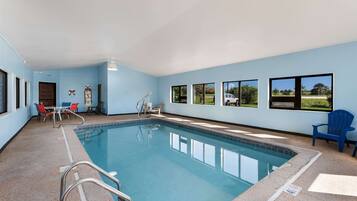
[
  {"left": 162, "top": 112, "right": 310, "bottom": 138},
  {"left": 107, "top": 112, "right": 137, "bottom": 116},
  {"left": 0, "top": 116, "right": 34, "bottom": 153}
]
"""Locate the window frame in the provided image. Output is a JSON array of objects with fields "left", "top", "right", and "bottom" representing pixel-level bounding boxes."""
[
  {"left": 192, "top": 83, "right": 215, "bottom": 105},
  {"left": 0, "top": 69, "right": 7, "bottom": 114},
  {"left": 269, "top": 73, "right": 333, "bottom": 112},
  {"left": 222, "top": 79, "right": 258, "bottom": 108},
  {"left": 16, "top": 77, "right": 20, "bottom": 109},
  {"left": 171, "top": 85, "right": 188, "bottom": 104}
]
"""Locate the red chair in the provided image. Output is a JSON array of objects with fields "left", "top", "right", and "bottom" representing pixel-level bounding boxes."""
[
  {"left": 35, "top": 103, "right": 53, "bottom": 122},
  {"left": 64, "top": 103, "right": 79, "bottom": 119}
]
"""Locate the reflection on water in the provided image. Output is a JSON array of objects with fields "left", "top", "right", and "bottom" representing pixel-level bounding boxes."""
[
  {"left": 135, "top": 124, "right": 161, "bottom": 145},
  {"left": 170, "top": 132, "right": 279, "bottom": 185}
]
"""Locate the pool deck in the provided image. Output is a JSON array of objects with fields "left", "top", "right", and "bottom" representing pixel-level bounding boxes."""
[{"left": 0, "top": 113, "right": 357, "bottom": 201}]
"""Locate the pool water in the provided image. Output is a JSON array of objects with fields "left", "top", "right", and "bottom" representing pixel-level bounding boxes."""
[{"left": 77, "top": 121, "right": 291, "bottom": 201}]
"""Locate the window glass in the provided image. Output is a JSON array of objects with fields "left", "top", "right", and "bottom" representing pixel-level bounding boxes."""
[
  {"left": 240, "top": 80, "right": 258, "bottom": 108},
  {"left": 223, "top": 81, "right": 239, "bottom": 106},
  {"left": 193, "top": 84, "right": 204, "bottom": 104},
  {"left": 271, "top": 78, "right": 295, "bottom": 109},
  {"left": 301, "top": 75, "right": 332, "bottom": 111},
  {"left": 16, "top": 77, "right": 20, "bottom": 109},
  {"left": 25, "top": 81, "right": 28, "bottom": 106},
  {"left": 0, "top": 70, "right": 7, "bottom": 114},
  {"left": 172, "top": 85, "right": 187, "bottom": 103},
  {"left": 172, "top": 87, "right": 180, "bottom": 102},
  {"left": 204, "top": 83, "right": 215, "bottom": 105},
  {"left": 181, "top": 86, "right": 187, "bottom": 99}
]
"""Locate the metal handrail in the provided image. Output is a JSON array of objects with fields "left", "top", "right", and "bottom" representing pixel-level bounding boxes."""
[
  {"left": 60, "top": 161, "right": 121, "bottom": 200},
  {"left": 60, "top": 178, "right": 131, "bottom": 201},
  {"left": 136, "top": 92, "right": 151, "bottom": 117},
  {"left": 53, "top": 109, "right": 85, "bottom": 128}
]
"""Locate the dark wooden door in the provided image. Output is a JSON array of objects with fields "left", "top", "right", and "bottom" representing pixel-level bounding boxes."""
[{"left": 39, "top": 82, "right": 56, "bottom": 106}]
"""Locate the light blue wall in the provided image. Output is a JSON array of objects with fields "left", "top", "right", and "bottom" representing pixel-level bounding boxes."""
[
  {"left": 0, "top": 35, "right": 33, "bottom": 149},
  {"left": 59, "top": 66, "right": 98, "bottom": 112},
  {"left": 31, "top": 64, "right": 159, "bottom": 116},
  {"left": 107, "top": 65, "right": 158, "bottom": 115},
  {"left": 32, "top": 66, "right": 99, "bottom": 113},
  {"left": 158, "top": 42, "right": 357, "bottom": 135}
]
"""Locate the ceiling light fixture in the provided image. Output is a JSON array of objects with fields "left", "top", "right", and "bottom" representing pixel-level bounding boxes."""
[{"left": 107, "top": 58, "right": 118, "bottom": 71}]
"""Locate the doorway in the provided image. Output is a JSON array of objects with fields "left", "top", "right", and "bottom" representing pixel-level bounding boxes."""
[
  {"left": 39, "top": 82, "right": 56, "bottom": 106},
  {"left": 98, "top": 84, "right": 102, "bottom": 113}
]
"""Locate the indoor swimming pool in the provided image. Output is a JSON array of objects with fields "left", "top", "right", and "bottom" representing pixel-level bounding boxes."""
[{"left": 76, "top": 120, "right": 293, "bottom": 201}]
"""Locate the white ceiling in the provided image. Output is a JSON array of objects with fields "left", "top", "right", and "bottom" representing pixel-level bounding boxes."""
[{"left": 1, "top": 0, "right": 357, "bottom": 76}]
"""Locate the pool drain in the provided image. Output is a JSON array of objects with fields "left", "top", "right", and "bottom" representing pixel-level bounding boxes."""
[{"left": 284, "top": 184, "right": 302, "bottom": 196}]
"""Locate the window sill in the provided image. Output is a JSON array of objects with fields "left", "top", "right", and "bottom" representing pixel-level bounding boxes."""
[
  {"left": 192, "top": 104, "right": 216, "bottom": 106},
  {"left": 269, "top": 107, "right": 332, "bottom": 113},
  {"left": 221, "top": 105, "right": 259, "bottom": 109},
  {"left": 0, "top": 112, "right": 10, "bottom": 119}
]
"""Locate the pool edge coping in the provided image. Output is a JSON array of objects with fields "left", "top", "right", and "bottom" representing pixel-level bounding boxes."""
[{"left": 70, "top": 116, "right": 320, "bottom": 201}]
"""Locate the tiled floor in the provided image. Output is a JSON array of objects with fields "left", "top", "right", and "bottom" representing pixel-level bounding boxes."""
[{"left": 0, "top": 114, "right": 356, "bottom": 201}]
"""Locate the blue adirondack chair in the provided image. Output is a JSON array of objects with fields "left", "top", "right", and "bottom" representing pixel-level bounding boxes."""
[{"left": 312, "top": 110, "right": 355, "bottom": 152}]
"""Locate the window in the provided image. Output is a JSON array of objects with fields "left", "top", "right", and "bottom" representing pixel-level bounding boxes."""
[
  {"left": 222, "top": 80, "right": 258, "bottom": 108},
  {"left": 0, "top": 69, "right": 7, "bottom": 114},
  {"left": 25, "top": 81, "right": 28, "bottom": 106},
  {"left": 193, "top": 83, "right": 215, "bottom": 105},
  {"left": 270, "top": 74, "right": 333, "bottom": 111},
  {"left": 16, "top": 77, "right": 20, "bottom": 109},
  {"left": 171, "top": 85, "right": 187, "bottom": 103}
]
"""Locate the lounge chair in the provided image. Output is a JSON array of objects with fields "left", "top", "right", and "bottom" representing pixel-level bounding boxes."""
[
  {"left": 312, "top": 110, "right": 355, "bottom": 152},
  {"left": 146, "top": 102, "right": 161, "bottom": 115}
]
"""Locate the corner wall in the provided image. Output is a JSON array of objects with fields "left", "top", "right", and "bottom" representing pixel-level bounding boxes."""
[
  {"left": 0, "top": 35, "right": 33, "bottom": 149},
  {"left": 107, "top": 65, "right": 159, "bottom": 115},
  {"left": 158, "top": 42, "right": 357, "bottom": 135}
]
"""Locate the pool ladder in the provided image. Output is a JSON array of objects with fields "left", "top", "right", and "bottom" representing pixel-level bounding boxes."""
[
  {"left": 136, "top": 92, "right": 151, "bottom": 118},
  {"left": 60, "top": 161, "right": 131, "bottom": 201}
]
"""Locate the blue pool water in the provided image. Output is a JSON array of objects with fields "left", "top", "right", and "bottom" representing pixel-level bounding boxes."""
[{"left": 77, "top": 120, "right": 292, "bottom": 201}]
